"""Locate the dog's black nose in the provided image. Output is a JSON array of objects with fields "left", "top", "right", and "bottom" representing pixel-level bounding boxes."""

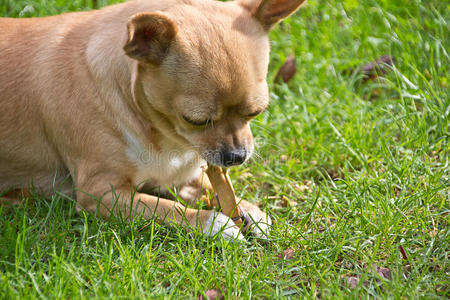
[{"left": 221, "top": 149, "right": 247, "bottom": 166}]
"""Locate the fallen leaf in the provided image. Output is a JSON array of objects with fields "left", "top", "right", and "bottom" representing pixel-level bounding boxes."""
[
  {"left": 278, "top": 248, "right": 295, "bottom": 259},
  {"left": 347, "top": 276, "right": 359, "bottom": 289},
  {"left": 373, "top": 264, "right": 392, "bottom": 280},
  {"left": 240, "top": 172, "right": 252, "bottom": 179},
  {"left": 377, "top": 268, "right": 392, "bottom": 280},
  {"left": 342, "top": 273, "right": 369, "bottom": 289},
  {"left": 2, "top": 188, "right": 31, "bottom": 199},
  {"left": 317, "top": 225, "right": 325, "bottom": 233},
  {"left": 345, "top": 55, "right": 396, "bottom": 82},
  {"left": 324, "top": 167, "right": 343, "bottom": 180},
  {"left": 137, "top": 222, "right": 152, "bottom": 232},
  {"left": 198, "top": 289, "right": 224, "bottom": 300},
  {"left": 403, "top": 265, "right": 411, "bottom": 278},
  {"left": 274, "top": 54, "right": 297, "bottom": 83},
  {"left": 399, "top": 245, "right": 408, "bottom": 260},
  {"left": 394, "top": 186, "right": 401, "bottom": 197},
  {"left": 435, "top": 284, "right": 447, "bottom": 296},
  {"left": 294, "top": 182, "right": 312, "bottom": 193},
  {"left": 261, "top": 182, "right": 273, "bottom": 190},
  {"left": 362, "top": 55, "right": 396, "bottom": 79},
  {"left": 282, "top": 196, "right": 297, "bottom": 207}
]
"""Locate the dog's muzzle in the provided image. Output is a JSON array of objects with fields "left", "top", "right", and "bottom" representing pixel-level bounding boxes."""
[{"left": 204, "top": 148, "right": 248, "bottom": 167}]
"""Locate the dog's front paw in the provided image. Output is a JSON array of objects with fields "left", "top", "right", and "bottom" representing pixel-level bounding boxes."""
[
  {"left": 201, "top": 211, "right": 244, "bottom": 241},
  {"left": 239, "top": 200, "right": 272, "bottom": 238}
]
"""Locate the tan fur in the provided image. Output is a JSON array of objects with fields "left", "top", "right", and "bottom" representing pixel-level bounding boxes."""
[{"left": 0, "top": 0, "right": 305, "bottom": 238}]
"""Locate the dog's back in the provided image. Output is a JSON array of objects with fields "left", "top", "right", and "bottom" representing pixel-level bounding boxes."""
[{"left": 0, "top": 12, "right": 99, "bottom": 191}]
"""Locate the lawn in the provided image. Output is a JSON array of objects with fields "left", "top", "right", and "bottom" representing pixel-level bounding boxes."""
[{"left": 0, "top": 0, "right": 448, "bottom": 298}]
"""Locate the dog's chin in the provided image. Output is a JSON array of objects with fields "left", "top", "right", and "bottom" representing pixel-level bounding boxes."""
[
  {"left": 203, "top": 157, "right": 228, "bottom": 168},
  {"left": 199, "top": 150, "right": 222, "bottom": 167}
]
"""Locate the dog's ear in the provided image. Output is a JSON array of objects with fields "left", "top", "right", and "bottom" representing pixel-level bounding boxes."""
[
  {"left": 241, "top": 0, "right": 306, "bottom": 31},
  {"left": 124, "top": 12, "right": 178, "bottom": 64}
]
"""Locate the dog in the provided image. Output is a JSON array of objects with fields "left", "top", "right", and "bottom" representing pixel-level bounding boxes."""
[{"left": 0, "top": 0, "right": 305, "bottom": 239}]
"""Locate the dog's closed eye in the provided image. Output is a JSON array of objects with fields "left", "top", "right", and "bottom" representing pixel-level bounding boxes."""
[
  {"left": 246, "top": 110, "right": 264, "bottom": 117},
  {"left": 182, "top": 115, "right": 209, "bottom": 126},
  {"left": 241, "top": 99, "right": 269, "bottom": 119},
  {"left": 244, "top": 106, "right": 268, "bottom": 119}
]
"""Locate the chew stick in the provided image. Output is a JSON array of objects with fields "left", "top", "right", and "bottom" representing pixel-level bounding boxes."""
[{"left": 205, "top": 164, "right": 243, "bottom": 225}]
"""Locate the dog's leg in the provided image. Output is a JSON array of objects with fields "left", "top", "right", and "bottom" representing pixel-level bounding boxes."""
[
  {"left": 177, "top": 173, "right": 271, "bottom": 238},
  {"left": 236, "top": 199, "right": 272, "bottom": 238},
  {"left": 76, "top": 186, "right": 243, "bottom": 240},
  {"left": 177, "top": 171, "right": 214, "bottom": 208}
]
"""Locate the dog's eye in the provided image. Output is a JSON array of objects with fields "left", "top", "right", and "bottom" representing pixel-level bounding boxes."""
[
  {"left": 246, "top": 110, "right": 263, "bottom": 118},
  {"left": 182, "top": 115, "right": 209, "bottom": 126}
]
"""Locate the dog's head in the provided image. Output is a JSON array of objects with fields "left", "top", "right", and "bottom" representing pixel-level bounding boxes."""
[{"left": 124, "top": 0, "right": 305, "bottom": 167}]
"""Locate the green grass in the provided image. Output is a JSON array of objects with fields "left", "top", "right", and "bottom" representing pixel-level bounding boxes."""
[{"left": 0, "top": 0, "right": 449, "bottom": 298}]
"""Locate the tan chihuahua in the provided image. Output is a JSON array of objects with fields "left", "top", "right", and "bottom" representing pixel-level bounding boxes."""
[{"left": 0, "top": 0, "right": 305, "bottom": 239}]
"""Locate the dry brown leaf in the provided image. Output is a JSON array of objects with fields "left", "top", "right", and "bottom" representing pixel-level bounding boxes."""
[
  {"left": 282, "top": 196, "right": 297, "bottom": 207},
  {"left": 240, "top": 172, "right": 252, "bottom": 179},
  {"left": 294, "top": 181, "right": 312, "bottom": 193},
  {"left": 278, "top": 248, "right": 295, "bottom": 260},
  {"left": 198, "top": 289, "right": 224, "bottom": 300},
  {"left": 361, "top": 55, "right": 396, "bottom": 80},
  {"left": 373, "top": 264, "right": 392, "bottom": 280},
  {"left": 399, "top": 245, "right": 408, "bottom": 260},
  {"left": 345, "top": 55, "right": 396, "bottom": 82},
  {"left": 347, "top": 276, "right": 359, "bottom": 289},
  {"left": 274, "top": 54, "right": 297, "bottom": 83}
]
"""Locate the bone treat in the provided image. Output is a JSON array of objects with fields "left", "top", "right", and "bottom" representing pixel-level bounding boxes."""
[{"left": 205, "top": 164, "right": 243, "bottom": 225}]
